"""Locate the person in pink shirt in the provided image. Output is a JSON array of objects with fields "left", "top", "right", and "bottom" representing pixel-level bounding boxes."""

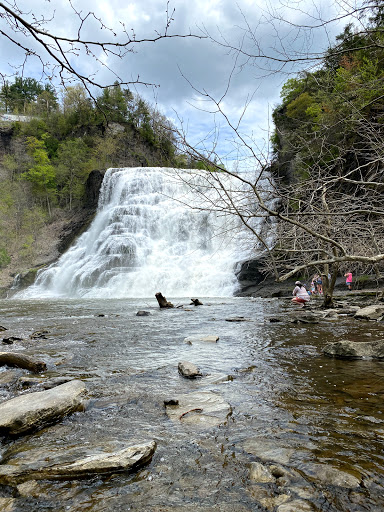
[{"left": 344, "top": 272, "right": 352, "bottom": 291}]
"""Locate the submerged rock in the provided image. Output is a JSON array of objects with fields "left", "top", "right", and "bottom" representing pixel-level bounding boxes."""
[
  {"left": 136, "top": 311, "right": 151, "bottom": 316},
  {"left": 41, "top": 376, "right": 74, "bottom": 389},
  {"left": 225, "top": 317, "right": 250, "bottom": 322},
  {"left": 0, "top": 379, "right": 87, "bottom": 435},
  {"left": 324, "top": 340, "right": 384, "bottom": 360},
  {"left": 2, "top": 337, "right": 16, "bottom": 345},
  {"left": 30, "top": 331, "right": 49, "bottom": 339},
  {"left": 0, "top": 441, "right": 156, "bottom": 484},
  {"left": 194, "top": 373, "right": 233, "bottom": 386},
  {"left": 243, "top": 439, "right": 295, "bottom": 465},
  {"left": 290, "top": 313, "right": 319, "bottom": 324},
  {"left": 166, "top": 391, "right": 231, "bottom": 428},
  {"left": 299, "top": 462, "right": 361, "bottom": 488},
  {"left": 0, "top": 370, "right": 20, "bottom": 386},
  {"left": 164, "top": 398, "right": 179, "bottom": 406},
  {"left": 18, "top": 376, "right": 42, "bottom": 388}
]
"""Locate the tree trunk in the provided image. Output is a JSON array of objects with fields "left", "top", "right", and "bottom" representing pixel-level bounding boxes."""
[
  {"left": 322, "top": 264, "right": 338, "bottom": 308},
  {"left": 190, "top": 298, "right": 203, "bottom": 306},
  {"left": 155, "top": 292, "right": 174, "bottom": 308}
]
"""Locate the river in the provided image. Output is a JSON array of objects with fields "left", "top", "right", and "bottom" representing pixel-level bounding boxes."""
[{"left": 0, "top": 296, "right": 383, "bottom": 511}]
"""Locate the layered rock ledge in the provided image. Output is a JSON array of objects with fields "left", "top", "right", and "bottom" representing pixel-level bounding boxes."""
[
  {"left": 0, "top": 441, "right": 157, "bottom": 484},
  {"left": 0, "top": 379, "right": 87, "bottom": 435}
]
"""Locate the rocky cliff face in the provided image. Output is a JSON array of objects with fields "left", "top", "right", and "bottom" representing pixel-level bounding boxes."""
[
  {"left": 0, "top": 125, "right": 14, "bottom": 156},
  {"left": 0, "top": 169, "right": 105, "bottom": 296}
]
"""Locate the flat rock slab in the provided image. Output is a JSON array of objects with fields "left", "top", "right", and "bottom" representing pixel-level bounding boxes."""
[
  {"left": 298, "top": 462, "right": 361, "bottom": 488},
  {"left": 355, "top": 305, "right": 384, "bottom": 320},
  {"left": 243, "top": 439, "right": 295, "bottom": 465},
  {"left": 183, "top": 335, "right": 219, "bottom": 344},
  {"left": 324, "top": 340, "right": 384, "bottom": 359},
  {"left": 195, "top": 373, "right": 233, "bottom": 386},
  {"left": 0, "top": 379, "right": 87, "bottom": 435},
  {"left": 0, "top": 352, "right": 46, "bottom": 373},
  {"left": 0, "top": 441, "right": 156, "bottom": 484},
  {"left": 166, "top": 391, "right": 231, "bottom": 428},
  {"left": 290, "top": 313, "right": 319, "bottom": 324},
  {"left": 276, "top": 500, "right": 314, "bottom": 512}
]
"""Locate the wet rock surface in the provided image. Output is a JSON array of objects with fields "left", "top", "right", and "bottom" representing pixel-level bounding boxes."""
[
  {"left": 165, "top": 390, "right": 232, "bottom": 428},
  {"left": 178, "top": 361, "right": 202, "bottom": 378},
  {"left": 0, "top": 379, "right": 86, "bottom": 435},
  {"left": 355, "top": 304, "right": 384, "bottom": 321},
  {"left": 0, "top": 441, "right": 157, "bottom": 484},
  {"left": 183, "top": 334, "right": 219, "bottom": 344},
  {"left": 0, "top": 352, "right": 46, "bottom": 372},
  {"left": 324, "top": 339, "right": 384, "bottom": 359}
]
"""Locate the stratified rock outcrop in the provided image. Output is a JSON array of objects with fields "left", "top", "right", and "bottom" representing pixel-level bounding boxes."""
[
  {"left": 0, "top": 379, "right": 87, "bottom": 435},
  {"left": 0, "top": 441, "right": 157, "bottom": 484}
]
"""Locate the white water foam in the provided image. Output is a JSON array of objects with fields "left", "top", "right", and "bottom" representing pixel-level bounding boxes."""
[{"left": 16, "top": 167, "right": 258, "bottom": 298}]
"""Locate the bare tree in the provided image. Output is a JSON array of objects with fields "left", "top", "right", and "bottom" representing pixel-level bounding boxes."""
[
  {"left": 172, "top": 0, "right": 384, "bottom": 306},
  {"left": 0, "top": 1, "right": 203, "bottom": 95},
  {"left": 204, "top": 0, "right": 384, "bottom": 76}
]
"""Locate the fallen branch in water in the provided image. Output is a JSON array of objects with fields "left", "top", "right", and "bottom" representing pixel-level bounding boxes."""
[{"left": 179, "top": 408, "right": 203, "bottom": 420}]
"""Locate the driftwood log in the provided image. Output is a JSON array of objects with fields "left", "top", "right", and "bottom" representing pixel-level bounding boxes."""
[
  {"left": 0, "top": 352, "right": 47, "bottom": 373},
  {"left": 155, "top": 293, "right": 174, "bottom": 308},
  {"left": 190, "top": 298, "right": 203, "bottom": 306}
]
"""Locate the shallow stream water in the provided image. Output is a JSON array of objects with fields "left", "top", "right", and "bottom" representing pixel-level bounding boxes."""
[{"left": 0, "top": 297, "right": 384, "bottom": 511}]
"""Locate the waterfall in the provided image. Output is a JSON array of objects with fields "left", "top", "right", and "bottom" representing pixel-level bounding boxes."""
[{"left": 16, "top": 167, "right": 257, "bottom": 299}]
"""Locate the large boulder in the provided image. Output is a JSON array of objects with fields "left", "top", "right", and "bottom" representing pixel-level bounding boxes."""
[
  {"left": 0, "top": 441, "right": 156, "bottom": 484},
  {"left": 0, "top": 379, "right": 87, "bottom": 435},
  {"left": 324, "top": 340, "right": 384, "bottom": 360},
  {"left": 354, "top": 305, "right": 384, "bottom": 321}
]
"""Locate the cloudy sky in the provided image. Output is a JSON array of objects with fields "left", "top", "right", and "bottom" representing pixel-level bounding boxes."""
[{"left": 0, "top": 0, "right": 357, "bottom": 168}]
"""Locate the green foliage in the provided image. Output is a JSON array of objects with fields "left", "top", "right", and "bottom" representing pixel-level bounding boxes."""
[
  {"left": 95, "top": 82, "right": 133, "bottom": 124},
  {"left": 55, "top": 138, "right": 93, "bottom": 209},
  {"left": 22, "top": 135, "right": 57, "bottom": 214},
  {"left": 1, "top": 154, "right": 18, "bottom": 181},
  {"left": 286, "top": 92, "right": 315, "bottom": 120},
  {"left": 273, "top": 12, "right": 384, "bottom": 183},
  {"left": 0, "top": 75, "right": 181, "bottom": 274},
  {"left": 0, "top": 248, "right": 10, "bottom": 268}
]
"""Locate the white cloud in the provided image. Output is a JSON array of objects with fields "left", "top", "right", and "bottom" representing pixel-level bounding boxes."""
[{"left": 0, "top": 0, "right": 353, "bottom": 162}]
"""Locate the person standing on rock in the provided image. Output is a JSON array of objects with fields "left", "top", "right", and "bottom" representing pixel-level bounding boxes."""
[
  {"left": 344, "top": 271, "right": 353, "bottom": 291},
  {"left": 292, "top": 281, "right": 310, "bottom": 307}
]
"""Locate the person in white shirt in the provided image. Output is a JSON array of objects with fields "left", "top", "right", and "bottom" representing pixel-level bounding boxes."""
[{"left": 292, "top": 281, "right": 310, "bottom": 307}]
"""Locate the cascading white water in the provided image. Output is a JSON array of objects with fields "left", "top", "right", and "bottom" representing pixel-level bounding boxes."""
[{"left": 16, "top": 167, "right": 257, "bottom": 299}]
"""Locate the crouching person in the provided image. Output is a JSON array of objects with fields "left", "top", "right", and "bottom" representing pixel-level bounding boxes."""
[{"left": 292, "top": 281, "right": 310, "bottom": 307}]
